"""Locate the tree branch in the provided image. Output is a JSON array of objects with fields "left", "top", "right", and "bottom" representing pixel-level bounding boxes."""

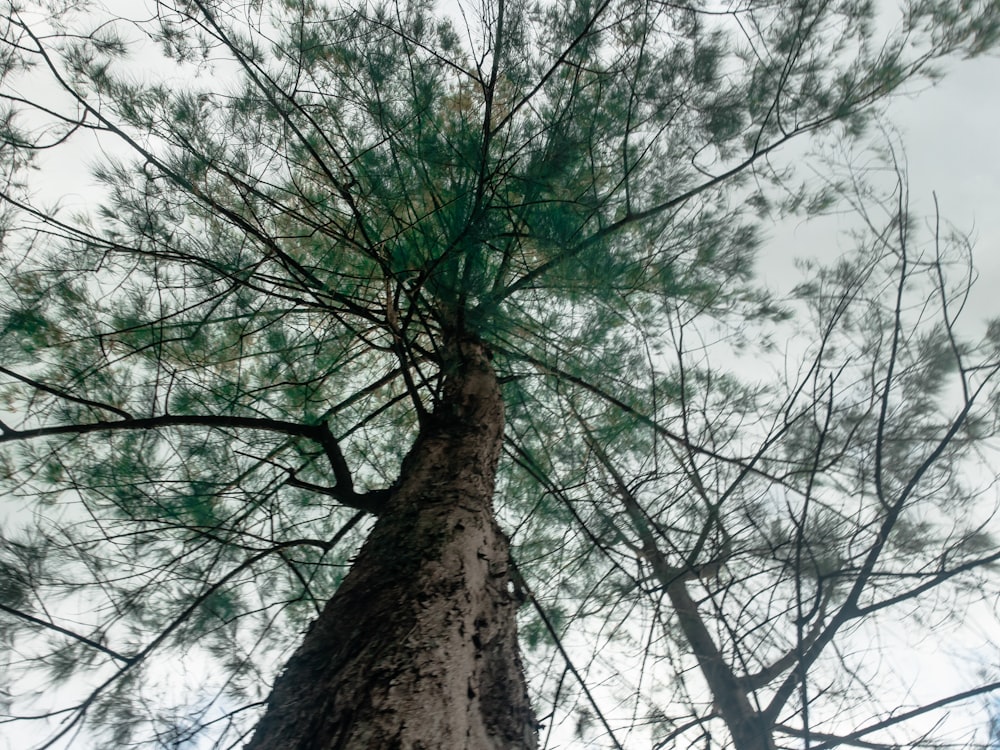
[
  {"left": 0, "top": 602, "right": 134, "bottom": 665},
  {"left": 0, "top": 366, "right": 133, "bottom": 420},
  {"left": 776, "top": 679, "right": 1000, "bottom": 750},
  {"left": 0, "top": 413, "right": 385, "bottom": 513}
]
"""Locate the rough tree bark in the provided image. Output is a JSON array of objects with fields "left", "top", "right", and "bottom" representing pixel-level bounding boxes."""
[{"left": 245, "top": 338, "right": 538, "bottom": 750}]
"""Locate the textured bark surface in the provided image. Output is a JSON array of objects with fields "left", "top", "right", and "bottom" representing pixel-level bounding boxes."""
[{"left": 245, "top": 339, "right": 537, "bottom": 750}]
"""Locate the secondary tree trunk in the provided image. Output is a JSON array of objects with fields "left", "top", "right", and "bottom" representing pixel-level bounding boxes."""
[
  {"left": 245, "top": 338, "right": 538, "bottom": 750},
  {"left": 666, "top": 580, "right": 776, "bottom": 750}
]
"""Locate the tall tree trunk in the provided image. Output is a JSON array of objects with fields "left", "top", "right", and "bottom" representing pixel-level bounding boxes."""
[
  {"left": 245, "top": 339, "right": 538, "bottom": 750},
  {"left": 666, "top": 580, "right": 776, "bottom": 750}
]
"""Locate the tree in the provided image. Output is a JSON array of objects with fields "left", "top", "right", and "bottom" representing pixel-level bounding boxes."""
[{"left": 1, "top": 0, "right": 998, "bottom": 748}]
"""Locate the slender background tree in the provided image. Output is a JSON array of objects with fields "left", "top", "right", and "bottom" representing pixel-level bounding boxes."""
[{"left": 1, "top": 0, "right": 998, "bottom": 748}]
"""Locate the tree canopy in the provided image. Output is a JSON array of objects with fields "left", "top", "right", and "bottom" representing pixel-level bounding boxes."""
[{"left": 1, "top": 0, "right": 999, "bottom": 748}]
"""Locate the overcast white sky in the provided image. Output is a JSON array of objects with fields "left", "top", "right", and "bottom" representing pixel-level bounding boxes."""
[
  {"left": 765, "top": 50, "right": 1000, "bottom": 327},
  {"left": 891, "top": 53, "right": 1000, "bottom": 323},
  {"left": 754, "top": 49, "right": 1000, "bottom": 748}
]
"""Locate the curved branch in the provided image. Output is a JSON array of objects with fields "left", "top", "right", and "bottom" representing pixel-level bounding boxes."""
[
  {"left": 0, "top": 365, "right": 133, "bottom": 420},
  {"left": 0, "top": 602, "right": 133, "bottom": 665},
  {"left": 776, "top": 679, "right": 1000, "bottom": 750},
  {"left": 0, "top": 413, "right": 385, "bottom": 513}
]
